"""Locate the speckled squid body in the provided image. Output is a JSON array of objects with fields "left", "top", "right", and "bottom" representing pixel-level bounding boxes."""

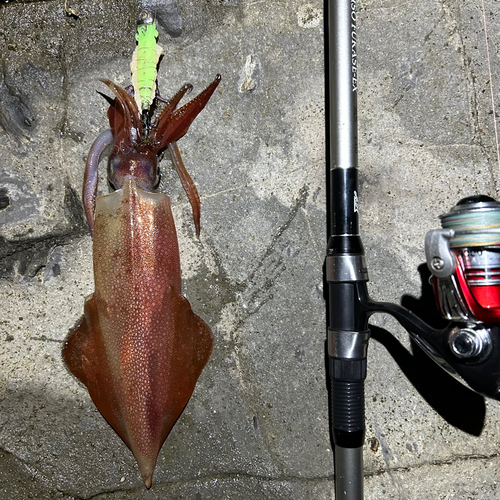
[
  {"left": 62, "top": 25, "right": 220, "bottom": 486},
  {"left": 64, "top": 178, "right": 212, "bottom": 487}
]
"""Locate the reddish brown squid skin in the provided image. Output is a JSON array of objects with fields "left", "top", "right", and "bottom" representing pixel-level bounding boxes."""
[
  {"left": 64, "top": 75, "right": 220, "bottom": 488},
  {"left": 63, "top": 178, "right": 213, "bottom": 488}
]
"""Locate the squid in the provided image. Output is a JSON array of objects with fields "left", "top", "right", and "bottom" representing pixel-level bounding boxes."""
[{"left": 62, "top": 74, "right": 220, "bottom": 488}]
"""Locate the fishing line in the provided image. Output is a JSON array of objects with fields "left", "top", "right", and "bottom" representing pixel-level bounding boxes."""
[
  {"left": 440, "top": 202, "right": 500, "bottom": 247},
  {"left": 480, "top": 0, "right": 500, "bottom": 171},
  {"left": 439, "top": 2, "right": 500, "bottom": 249}
]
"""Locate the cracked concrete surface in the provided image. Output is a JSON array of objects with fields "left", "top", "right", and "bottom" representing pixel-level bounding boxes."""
[{"left": 0, "top": 0, "right": 500, "bottom": 498}]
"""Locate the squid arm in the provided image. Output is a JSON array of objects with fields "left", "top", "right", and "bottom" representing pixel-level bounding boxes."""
[
  {"left": 157, "top": 83, "right": 193, "bottom": 119},
  {"left": 149, "top": 75, "right": 220, "bottom": 234},
  {"left": 83, "top": 129, "right": 113, "bottom": 238},
  {"left": 83, "top": 80, "right": 143, "bottom": 239},
  {"left": 168, "top": 141, "right": 201, "bottom": 236},
  {"left": 101, "top": 79, "right": 143, "bottom": 146},
  {"left": 152, "top": 74, "right": 221, "bottom": 151}
]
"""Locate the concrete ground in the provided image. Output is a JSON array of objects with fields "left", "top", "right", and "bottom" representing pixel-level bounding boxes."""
[{"left": 0, "top": 0, "right": 500, "bottom": 498}]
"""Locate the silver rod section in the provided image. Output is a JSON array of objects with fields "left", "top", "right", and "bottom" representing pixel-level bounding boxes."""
[
  {"left": 335, "top": 445, "right": 364, "bottom": 499},
  {"left": 328, "top": 0, "right": 358, "bottom": 171},
  {"left": 327, "top": 2, "right": 365, "bottom": 499}
]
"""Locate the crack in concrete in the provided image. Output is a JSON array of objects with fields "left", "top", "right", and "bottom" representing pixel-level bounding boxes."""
[
  {"left": 220, "top": 184, "right": 311, "bottom": 475},
  {"left": 73, "top": 449, "right": 500, "bottom": 498},
  {"left": 365, "top": 450, "right": 500, "bottom": 478},
  {"left": 31, "top": 335, "right": 64, "bottom": 343},
  {"left": 0, "top": 180, "right": 87, "bottom": 280},
  {"left": 0, "top": 445, "right": 85, "bottom": 500},
  {"left": 391, "top": 9, "right": 445, "bottom": 110},
  {"left": 3, "top": 439, "right": 499, "bottom": 500},
  {"left": 85, "top": 471, "right": 334, "bottom": 499},
  {"left": 246, "top": 184, "right": 309, "bottom": 286}
]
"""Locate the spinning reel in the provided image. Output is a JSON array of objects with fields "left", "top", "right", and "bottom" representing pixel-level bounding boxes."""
[
  {"left": 326, "top": 1, "right": 500, "bottom": 497},
  {"left": 424, "top": 195, "right": 500, "bottom": 399}
]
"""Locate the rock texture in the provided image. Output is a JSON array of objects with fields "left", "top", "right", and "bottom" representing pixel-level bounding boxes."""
[{"left": 0, "top": 0, "right": 500, "bottom": 498}]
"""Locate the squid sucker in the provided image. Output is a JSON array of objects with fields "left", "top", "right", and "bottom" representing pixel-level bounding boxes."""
[{"left": 63, "top": 72, "right": 220, "bottom": 488}]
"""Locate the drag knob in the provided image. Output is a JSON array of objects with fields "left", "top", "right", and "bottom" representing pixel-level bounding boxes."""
[{"left": 448, "top": 328, "right": 492, "bottom": 360}]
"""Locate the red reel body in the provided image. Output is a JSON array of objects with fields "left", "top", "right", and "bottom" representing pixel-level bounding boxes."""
[
  {"left": 427, "top": 196, "right": 500, "bottom": 325},
  {"left": 432, "top": 247, "right": 500, "bottom": 323}
]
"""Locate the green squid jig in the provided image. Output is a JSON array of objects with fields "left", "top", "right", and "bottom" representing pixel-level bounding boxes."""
[{"left": 130, "top": 12, "right": 164, "bottom": 116}]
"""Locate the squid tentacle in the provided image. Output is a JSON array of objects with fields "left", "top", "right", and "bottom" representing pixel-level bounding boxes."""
[{"left": 83, "top": 129, "right": 113, "bottom": 238}]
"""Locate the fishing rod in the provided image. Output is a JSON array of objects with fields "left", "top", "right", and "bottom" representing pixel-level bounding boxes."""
[{"left": 326, "top": 1, "right": 500, "bottom": 498}]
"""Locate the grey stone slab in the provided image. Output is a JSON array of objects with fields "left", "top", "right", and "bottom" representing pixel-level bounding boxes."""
[{"left": 0, "top": 0, "right": 500, "bottom": 499}]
